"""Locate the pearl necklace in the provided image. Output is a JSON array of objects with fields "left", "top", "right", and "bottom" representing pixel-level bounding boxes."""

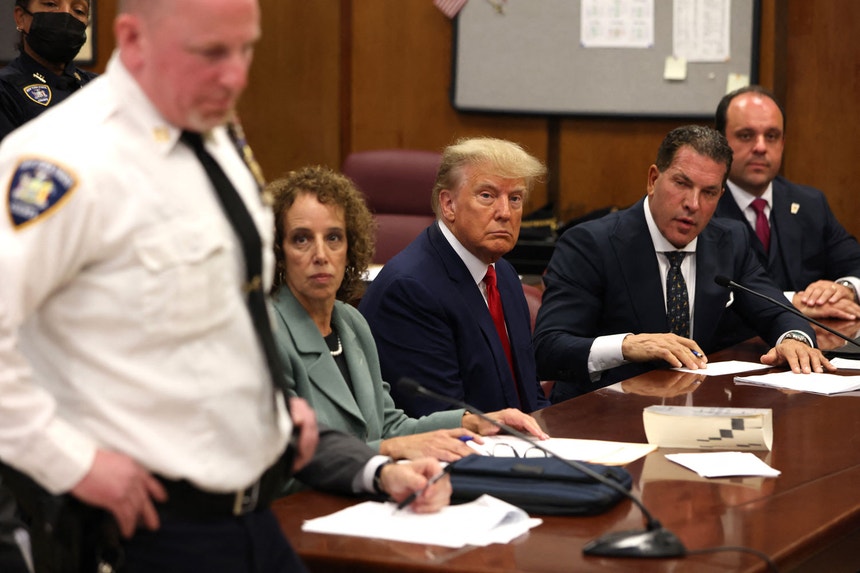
[{"left": 329, "top": 335, "right": 343, "bottom": 357}]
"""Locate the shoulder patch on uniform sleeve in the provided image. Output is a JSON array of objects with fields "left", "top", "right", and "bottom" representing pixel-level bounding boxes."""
[
  {"left": 23, "top": 84, "right": 51, "bottom": 106},
  {"left": 6, "top": 158, "right": 78, "bottom": 229}
]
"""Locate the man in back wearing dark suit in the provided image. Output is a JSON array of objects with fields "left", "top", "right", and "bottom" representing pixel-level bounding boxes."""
[
  {"left": 714, "top": 86, "right": 860, "bottom": 321},
  {"left": 534, "top": 125, "right": 834, "bottom": 403},
  {"left": 359, "top": 137, "right": 550, "bottom": 417}
]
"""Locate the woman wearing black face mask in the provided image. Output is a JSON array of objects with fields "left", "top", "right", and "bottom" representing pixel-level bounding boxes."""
[
  {"left": 0, "top": 2, "right": 97, "bottom": 570},
  {"left": 0, "top": 0, "right": 97, "bottom": 142}
]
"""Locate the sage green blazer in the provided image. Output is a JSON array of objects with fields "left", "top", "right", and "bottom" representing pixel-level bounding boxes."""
[{"left": 270, "top": 287, "right": 463, "bottom": 452}]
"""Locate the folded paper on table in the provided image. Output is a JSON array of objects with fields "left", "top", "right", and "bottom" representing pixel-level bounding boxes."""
[
  {"left": 301, "top": 494, "right": 541, "bottom": 548},
  {"left": 734, "top": 371, "right": 860, "bottom": 395},
  {"left": 640, "top": 450, "right": 771, "bottom": 490},
  {"left": 643, "top": 405, "right": 772, "bottom": 450},
  {"left": 466, "top": 435, "right": 655, "bottom": 465},
  {"left": 665, "top": 452, "right": 781, "bottom": 478}
]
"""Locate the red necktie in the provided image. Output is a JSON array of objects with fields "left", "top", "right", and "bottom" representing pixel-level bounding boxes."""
[
  {"left": 751, "top": 198, "right": 770, "bottom": 253},
  {"left": 484, "top": 266, "right": 516, "bottom": 381}
]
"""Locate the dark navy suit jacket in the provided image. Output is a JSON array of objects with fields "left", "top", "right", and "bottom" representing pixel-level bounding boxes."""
[
  {"left": 358, "top": 222, "right": 549, "bottom": 416},
  {"left": 715, "top": 176, "right": 860, "bottom": 291},
  {"left": 533, "top": 199, "right": 816, "bottom": 402}
]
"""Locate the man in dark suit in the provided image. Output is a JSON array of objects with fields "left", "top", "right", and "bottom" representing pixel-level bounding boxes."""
[
  {"left": 714, "top": 85, "right": 860, "bottom": 320},
  {"left": 359, "top": 137, "right": 550, "bottom": 417},
  {"left": 534, "top": 125, "right": 833, "bottom": 402}
]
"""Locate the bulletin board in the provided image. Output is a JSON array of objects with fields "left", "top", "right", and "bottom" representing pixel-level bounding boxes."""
[{"left": 452, "top": 0, "right": 759, "bottom": 118}]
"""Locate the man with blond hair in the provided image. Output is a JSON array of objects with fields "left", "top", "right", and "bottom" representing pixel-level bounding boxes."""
[{"left": 360, "top": 137, "right": 551, "bottom": 417}]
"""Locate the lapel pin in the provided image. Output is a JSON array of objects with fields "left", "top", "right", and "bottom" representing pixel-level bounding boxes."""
[{"left": 790, "top": 202, "right": 800, "bottom": 214}]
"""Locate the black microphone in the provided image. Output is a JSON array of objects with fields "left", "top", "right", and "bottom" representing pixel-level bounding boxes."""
[
  {"left": 714, "top": 275, "right": 860, "bottom": 352},
  {"left": 398, "top": 378, "right": 686, "bottom": 559}
]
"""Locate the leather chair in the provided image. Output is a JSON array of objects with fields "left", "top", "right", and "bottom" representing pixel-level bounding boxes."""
[
  {"left": 521, "top": 282, "right": 555, "bottom": 399},
  {"left": 342, "top": 149, "right": 441, "bottom": 264},
  {"left": 521, "top": 283, "right": 543, "bottom": 333}
]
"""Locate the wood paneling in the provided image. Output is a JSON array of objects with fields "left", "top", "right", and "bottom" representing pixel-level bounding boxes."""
[
  {"left": 239, "top": 1, "right": 343, "bottom": 180},
  {"left": 557, "top": 118, "right": 686, "bottom": 221},
  {"left": 783, "top": 0, "right": 860, "bottom": 238},
  {"left": 79, "top": 0, "right": 860, "bottom": 238},
  {"left": 348, "top": 0, "right": 549, "bottom": 212}
]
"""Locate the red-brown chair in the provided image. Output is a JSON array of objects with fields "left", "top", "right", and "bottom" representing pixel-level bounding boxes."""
[
  {"left": 521, "top": 282, "right": 555, "bottom": 399},
  {"left": 342, "top": 150, "right": 441, "bottom": 264},
  {"left": 521, "top": 283, "right": 543, "bottom": 333}
]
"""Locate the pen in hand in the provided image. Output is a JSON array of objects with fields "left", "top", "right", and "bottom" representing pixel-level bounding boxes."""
[{"left": 393, "top": 464, "right": 453, "bottom": 512}]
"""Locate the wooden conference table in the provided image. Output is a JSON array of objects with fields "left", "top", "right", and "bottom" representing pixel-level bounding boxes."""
[{"left": 273, "top": 333, "right": 860, "bottom": 572}]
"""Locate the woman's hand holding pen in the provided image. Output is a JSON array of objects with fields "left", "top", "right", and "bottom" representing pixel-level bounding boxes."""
[{"left": 380, "top": 458, "right": 451, "bottom": 514}]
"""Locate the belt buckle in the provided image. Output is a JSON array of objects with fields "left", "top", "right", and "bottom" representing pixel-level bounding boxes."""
[{"left": 232, "top": 481, "right": 261, "bottom": 516}]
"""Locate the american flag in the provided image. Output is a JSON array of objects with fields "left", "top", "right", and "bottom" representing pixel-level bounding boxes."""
[{"left": 433, "top": 0, "right": 468, "bottom": 19}]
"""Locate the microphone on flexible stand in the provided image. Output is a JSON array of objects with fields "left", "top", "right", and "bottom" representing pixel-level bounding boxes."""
[
  {"left": 398, "top": 378, "right": 686, "bottom": 559},
  {"left": 714, "top": 275, "right": 860, "bottom": 352}
]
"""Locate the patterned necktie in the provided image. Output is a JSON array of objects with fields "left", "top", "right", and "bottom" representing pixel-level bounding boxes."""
[
  {"left": 665, "top": 251, "right": 690, "bottom": 338},
  {"left": 483, "top": 266, "right": 519, "bottom": 404},
  {"left": 750, "top": 197, "right": 771, "bottom": 253}
]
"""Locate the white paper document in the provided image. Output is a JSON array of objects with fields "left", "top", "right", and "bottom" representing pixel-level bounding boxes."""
[
  {"left": 580, "top": 0, "right": 654, "bottom": 49},
  {"left": 830, "top": 357, "right": 860, "bottom": 370},
  {"left": 673, "top": 360, "right": 771, "bottom": 376},
  {"left": 673, "top": 0, "right": 731, "bottom": 62},
  {"left": 301, "top": 494, "right": 541, "bottom": 548},
  {"left": 734, "top": 371, "right": 860, "bottom": 395},
  {"left": 466, "top": 435, "right": 655, "bottom": 465},
  {"left": 666, "top": 452, "right": 781, "bottom": 478}
]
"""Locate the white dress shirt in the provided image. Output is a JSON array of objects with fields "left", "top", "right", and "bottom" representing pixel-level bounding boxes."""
[
  {"left": 0, "top": 53, "right": 291, "bottom": 494},
  {"left": 587, "top": 196, "right": 698, "bottom": 376},
  {"left": 726, "top": 179, "right": 860, "bottom": 299},
  {"left": 438, "top": 220, "right": 496, "bottom": 307}
]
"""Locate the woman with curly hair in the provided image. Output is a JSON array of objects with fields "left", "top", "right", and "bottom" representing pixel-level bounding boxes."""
[{"left": 268, "top": 166, "right": 545, "bottom": 490}]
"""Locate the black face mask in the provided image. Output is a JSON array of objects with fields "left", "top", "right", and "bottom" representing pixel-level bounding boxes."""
[{"left": 24, "top": 11, "right": 87, "bottom": 65}]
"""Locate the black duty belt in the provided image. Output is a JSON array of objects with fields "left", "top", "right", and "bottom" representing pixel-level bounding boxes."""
[{"left": 156, "top": 477, "right": 268, "bottom": 520}]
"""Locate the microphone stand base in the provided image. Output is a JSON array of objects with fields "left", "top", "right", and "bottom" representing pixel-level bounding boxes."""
[{"left": 582, "top": 527, "right": 686, "bottom": 558}]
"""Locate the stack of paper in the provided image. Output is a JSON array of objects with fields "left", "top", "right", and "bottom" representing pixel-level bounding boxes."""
[
  {"left": 302, "top": 494, "right": 541, "bottom": 548},
  {"left": 643, "top": 405, "right": 773, "bottom": 450}
]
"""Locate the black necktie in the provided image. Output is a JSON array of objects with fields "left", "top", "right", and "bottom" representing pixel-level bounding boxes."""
[
  {"left": 665, "top": 251, "right": 690, "bottom": 338},
  {"left": 180, "top": 130, "right": 286, "bottom": 399}
]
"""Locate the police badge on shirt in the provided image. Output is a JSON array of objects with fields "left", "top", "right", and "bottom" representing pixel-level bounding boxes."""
[
  {"left": 7, "top": 158, "right": 77, "bottom": 229},
  {"left": 23, "top": 83, "right": 52, "bottom": 106}
]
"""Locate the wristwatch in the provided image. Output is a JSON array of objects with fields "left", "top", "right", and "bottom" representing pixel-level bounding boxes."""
[
  {"left": 782, "top": 330, "right": 811, "bottom": 346},
  {"left": 837, "top": 279, "right": 857, "bottom": 301},
  {"left": 373, "top": 460, "right": 394, "bottom": 495}
]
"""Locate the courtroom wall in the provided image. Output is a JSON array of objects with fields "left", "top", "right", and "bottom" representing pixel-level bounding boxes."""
[{"left": 82, "top": 0, "right": 860, "bottom": 237}]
